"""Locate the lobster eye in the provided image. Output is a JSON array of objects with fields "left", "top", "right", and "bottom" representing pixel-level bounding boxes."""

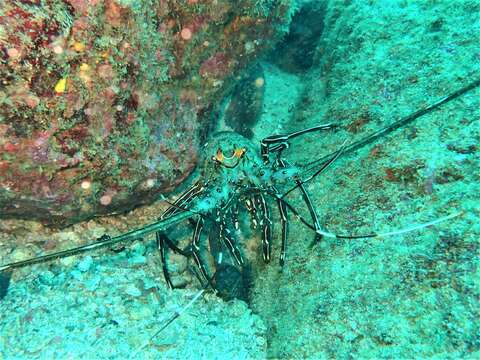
[
  {"left": 214, "top": 148, "right": 225, "bottom": 162},
  {"left": 233, "top": 147, "right": 246, "bottom": 158}
]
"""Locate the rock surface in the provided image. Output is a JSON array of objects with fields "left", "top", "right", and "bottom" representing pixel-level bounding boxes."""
[
  {"left": 250, "top": 0, "right": 480, "bottom": 358},
  {"left": 0, "top": 0, "right": 294, "bottom": 226},
  {"left": 0, "top": 242, "right": 267, "bottom": 359},
  {"left": 1, "top": 0, "right": 478, "bottom": 359}
]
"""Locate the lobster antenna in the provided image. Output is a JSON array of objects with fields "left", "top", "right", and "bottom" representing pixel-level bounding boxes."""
[
  {"left": 262, "top": 189, "right": 463, "bottom": 241},
  {"left": 0, "top": 209, "right": 194, "bottom": 272},
  {"left": 316, "top": 211, "right": 463, "bottom": 240},
  {"left": 134, "top": 288, "right": 206, "bottom": 357},
  {"left": 300, "top": 78, "right": 480, "bottom": 186},
  {"left": 161, "top": 196, "right": 202, "bottom": 216}
]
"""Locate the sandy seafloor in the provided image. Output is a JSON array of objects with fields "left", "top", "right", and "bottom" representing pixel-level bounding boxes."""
[{"left": 1, "top": 0, "right": 479, "bottom": 359}]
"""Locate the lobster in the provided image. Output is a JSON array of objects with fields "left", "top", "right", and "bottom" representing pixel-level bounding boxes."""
[{"left": 1, "top": 78, "right": 478, "bottom": 302}]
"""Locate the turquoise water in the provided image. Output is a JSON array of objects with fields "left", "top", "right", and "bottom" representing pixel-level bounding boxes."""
[{"left": 1, "top": 0, "right": 479, "bottom": 359}]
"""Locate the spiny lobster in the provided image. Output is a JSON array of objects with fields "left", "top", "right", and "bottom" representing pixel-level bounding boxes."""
[{"left": 0, "top": 78, "right": 479, "bottom": 302}]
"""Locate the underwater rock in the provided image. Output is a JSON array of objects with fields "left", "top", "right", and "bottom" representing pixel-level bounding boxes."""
[
  {"left": 269, "top": 1, "right": 326, "bottom": 73},
  {"left": 213, "top": 263, "right": 251, "bottom": 302},
  {"left": 0, "top": 271, "right": 12, "bottom": 300},
  {"left": 77, "top": 255, "right": 93, "bottom": 272},
  {"left": 251, "top": 0, "right": 480, "bottom": 358},
  {"left": 224, "top": 63, "right": 265, "bottom": 139},
  {"left": 0, "top": 0, "right": 294, "bottom": 226}
]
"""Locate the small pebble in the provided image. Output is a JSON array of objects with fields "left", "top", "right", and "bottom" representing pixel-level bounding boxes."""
[
  {"left": 104, "top": 276, "right": 116, "bottom": 285},
  {"left": 97, "top": 305, "right": 108, "bottom": 316},
  {"left": 124, "top": 284, "right": 142, "bottom": 297},
  {"left": 77, "top": 256, "right": 93, "bottom": 272},
  {"left": 180, "top": 27, "right": 192, "bottom": 40},
  {"left": 128, "top": 255, "right": 146, "bottom": 265},
  {"left": 100, "top": 194, "right": 112, "bottom": 206},
  {"left": 7, "top": 47, "right": 19, "bottom": 58},
  {"left": 70, "top": 270, "right": 83, "bottom": 281},
  {"left": 129, "top": 305, "right": 152, "bottom": 320},
  {"left": 38, "top": 271, "right": 56, "bottom": 286},
  {"left": 142, "top": 277, "right": 157, "bottom": 290},
  {"left": 85, "top": 277, "right": 100, "bottom": 291},
  {"left": 55, "top": 272, "right": 66, "bottom": 285},
  {"left": 130, "top": 242, "right": 146, "bottom": 256}
]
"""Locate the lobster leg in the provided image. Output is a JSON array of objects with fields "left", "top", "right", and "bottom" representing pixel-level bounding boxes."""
[
  {"left": 156, "top": 232, "right": 175, "bottom": 289},
  {"left": 210, "top": 210, "right": 244, "bottom": 267},
  {"left": 278, "top": 158, "right": 323, "bottom": 244},
  {"left": 259, "top": 127, "right": 341, "bottom": 255},
  {"left": 244, "top": 196, "right": 260, "bottom": 230},
  {"left": 208, "top": 215, "right": 249, "bottom": 302},
  {"left": 156, "top": 182, "right": 205, "bottom": 288},
  {"left": 221, "top": 228, "right": 244, "bottom": 266},
  {"left": 208, "top": 217, "right": 223, "bottom": 266},
  {"left": 191, "top": 217, "right": 212, "bottom": 286},
  {"left": 272, "top": 186, "right": 288, "bottom": 266},
  {"left": 230, "top": 202, "right": 240, "bottom": 231},
  {"left": 255, "top": 194, "right": 272, "bottom": 262}
]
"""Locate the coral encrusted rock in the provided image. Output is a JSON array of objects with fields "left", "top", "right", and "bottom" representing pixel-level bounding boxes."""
[{"left": 0, "top": 0, "right": 294, "bottom": 226}]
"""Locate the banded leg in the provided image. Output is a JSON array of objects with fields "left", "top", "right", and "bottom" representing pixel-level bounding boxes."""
[
  {"left": 208, "top": 217, "right": 248, "bottom": 302},
  {"left": 245, "top": 196, "right": 260, "bottom": 230},
  {"left": 260, "top": 125, "right": 338, "bottom": 253},
  {"left": 296, "top": 183, "right": 322, "bottom": 244},
  {"left": 278, "top": 158, "right": 323, "bottom": 244},
  {"left": 157, "top": 233, "right": 176, "bottom": 289},
  {"left": 210, "top": 210, "right": 244, "bottom": 267},
  {"left": 219, "top": 218, "right": 244, "bottom": 266},
  {"left": 259, "top": 124, "right": 333, "bottom": 264},
  {"left": 272, "top": 186, "right": 288, "bottom": 266},
  {"left": 156, "top": 182, "right": 205, "bottom": 288},
  {"left": 208, "top": 219, "right": 222, "bottom": 265},
  {"left": 255, "top": 194, "right": 272, "bottom": 262},
  {"left": 191, "top": 216, "right": 213, "bottom": 288},
  {"left": 230, "top": 202, "right": 240, "bottom": 231},
  {"left": 267, "top": 157, "right": 322, "bottom": 267},
  {"left": 156, "top": 232, "right": 193, "bottom": 289},
  {"left": 272, "top": 142, "right": 348, "bottom": 254}
]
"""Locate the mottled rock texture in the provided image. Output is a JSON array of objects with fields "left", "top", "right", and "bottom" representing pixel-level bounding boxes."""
[
  {"left": 251, "top": 0, "right": 480, "bottom": 358},
  {"left": 0, "top": 0, "right": 294, "bottom": 226}
]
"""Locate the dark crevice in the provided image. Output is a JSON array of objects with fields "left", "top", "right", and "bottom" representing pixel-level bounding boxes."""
[{"left": 268, "top": 2, "right": 327, "bottom": 73}]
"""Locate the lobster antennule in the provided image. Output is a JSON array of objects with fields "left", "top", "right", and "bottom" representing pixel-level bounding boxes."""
[
  {"left": 281, "top": 78, "right": 480, "bottom": 199},
  {"left": 268, "top": 190, "right": 463, "bottom": 242},
  {"left": 281, "top": 139, "right": 348, "bottom": 199}
]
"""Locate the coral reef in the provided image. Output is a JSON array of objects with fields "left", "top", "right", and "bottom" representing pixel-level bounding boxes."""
[{"left": 0, "top": 0, "right": 294, "bottom": 226}]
